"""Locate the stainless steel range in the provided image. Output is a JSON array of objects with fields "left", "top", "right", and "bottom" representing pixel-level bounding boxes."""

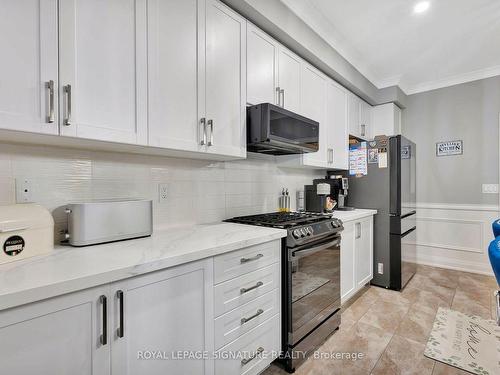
[{"left": 226, "top": 212, "right": 343, "bottom": 373}]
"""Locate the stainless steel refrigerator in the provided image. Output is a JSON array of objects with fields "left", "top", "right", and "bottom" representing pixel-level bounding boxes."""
[{"left": 348, "top": 135, "right": 417, "bottom": 290}]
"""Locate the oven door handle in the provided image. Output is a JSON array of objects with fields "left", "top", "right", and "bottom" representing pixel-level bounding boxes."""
[{"left": 290, "top": 238, "right": 341, "bottom": 260}]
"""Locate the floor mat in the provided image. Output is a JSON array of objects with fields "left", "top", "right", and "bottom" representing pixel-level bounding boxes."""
[{"left": 424, "top": 307, "right": 500, "bottom": 375}]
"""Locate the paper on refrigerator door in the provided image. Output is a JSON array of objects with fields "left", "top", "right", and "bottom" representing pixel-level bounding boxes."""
[
  {"left": 378, "top": 152, "right": 388, "bottom": 168},
  {"left": 349, "top": 142, "right": 368, "bottom": 176}
]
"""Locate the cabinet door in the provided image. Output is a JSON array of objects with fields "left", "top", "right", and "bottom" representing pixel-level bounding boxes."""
[
  {"left": 355, "top": 217, "right": 374, "bottom": 287},
  {"left": 0, "top": 286, "right": 110, "bottom": 375},
  {"left": 278, "top": 48, "right": 301, "bottom": 113},
  {"left": 247, "top": 23, "right": 279, "bottom": 106},
  {"left": 0, "top": 0, "right": 58, "bottom": 135},
  {"left": 301, "top": 65, "right": 327, "bottom": 168},
  {"left": 360, "top": 100, "right": 372, "bottom": 139},
  {"left": 204, "top": 0, "right": 246, "bottom": 158},
  {"left": 348, "top": 93, "right": 360, "bottom": 138},
  {"left": 341, "top": 221, "right": 356, "bottom": 303},
  {"left": 111, "top": 258, "right": 214, "bottom": 375},
  {"left": 147, "top": 0, "right": 203, "bottom": 151},
  {"left": 59, "top": 0, "right": 147, "bottom": 145},
  {"left": 327, "top": 82, "right": 349, "bottom": 170}
]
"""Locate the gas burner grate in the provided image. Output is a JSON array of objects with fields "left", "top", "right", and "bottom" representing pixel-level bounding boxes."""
[{"left": 226, "top": 212, "right": 333, "bottom": 228}]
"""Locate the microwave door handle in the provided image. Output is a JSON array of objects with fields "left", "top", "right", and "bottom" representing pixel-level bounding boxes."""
[{"left": 290, "top": 238, "right": 340, "bottom": 260}]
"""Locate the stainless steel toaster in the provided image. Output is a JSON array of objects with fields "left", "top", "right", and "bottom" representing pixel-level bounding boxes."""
[{"left": 65, "top": 199, "right": 153, "bottom": 246}]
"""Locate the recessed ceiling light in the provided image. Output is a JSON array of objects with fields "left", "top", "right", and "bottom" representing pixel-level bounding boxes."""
[{"left": 414, "top": 1, "right": 430, "bottom": 14}]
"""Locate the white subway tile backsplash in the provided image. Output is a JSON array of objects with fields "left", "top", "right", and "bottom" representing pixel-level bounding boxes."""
[{"left": 0, "top": 143, "right": 325, "bottom": 236}]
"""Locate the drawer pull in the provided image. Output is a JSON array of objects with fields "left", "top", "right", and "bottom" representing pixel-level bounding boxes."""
[
  {"left": 240, "top": 253, "right": 263, "bottom": 264},
  {"left": 241, "top": 308, "right": 264, "bottom": 324},
  {"left": 241, "top": 347, "right": 264, "bottom": 366},
  {"left": 240, "top": 281, "right": 263, "bottom": 294}
]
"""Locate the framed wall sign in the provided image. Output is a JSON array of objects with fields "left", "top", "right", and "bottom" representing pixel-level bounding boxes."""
[{"left": 436, "top": 140, "right": 463, "bottom": 157}]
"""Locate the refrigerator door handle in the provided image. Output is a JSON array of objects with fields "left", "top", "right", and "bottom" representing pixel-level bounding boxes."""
[
  {"left": 401, "top": 226, "right": 416, "bottom": 238},
  {"left": 401, "top": 210, "right": 417, "bottom": 219}
]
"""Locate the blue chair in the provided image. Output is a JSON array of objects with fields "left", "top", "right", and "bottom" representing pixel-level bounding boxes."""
[{"left": 488, "top": 221, "right": 500, "bottom": 325}]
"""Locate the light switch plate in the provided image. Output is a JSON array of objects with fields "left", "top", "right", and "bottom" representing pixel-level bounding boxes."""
[
  {"left": 482, "top": 184, "right": 499, "bottom": 194},
  {"left": 158, "top": 183, "right": 168, "bottom": 203},
  {"left": 377, "top": 263, "right": 384, "bottom": 274}
]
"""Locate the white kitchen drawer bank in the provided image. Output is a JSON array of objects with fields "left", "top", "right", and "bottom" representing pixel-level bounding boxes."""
[
  {"left": 214, "top": 240, "right": 280, "bottom": 283},
  {"left": 214, "top": 263, "right": 280, "bottom": 317},
  {"left": 214, "top": 288, "right": 280, "bottom": 349}
]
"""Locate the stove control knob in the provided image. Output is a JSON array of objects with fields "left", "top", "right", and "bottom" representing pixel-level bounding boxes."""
[
  {"left": 292, "top": 229, "right": 301, "bottom": 239},
  {"left": 306, "top": 226, "right": 313, "bottom": 235},
  {"left": 331, "top": 221, "right": 339, "bottom": 228},
  {"left": 300, "top": 228, "right": 307, "bottom": 237}
]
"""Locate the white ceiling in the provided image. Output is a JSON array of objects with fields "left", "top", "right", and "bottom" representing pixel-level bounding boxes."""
[{"left": 281, "top": 0, "right": 500, "bottom": 94}]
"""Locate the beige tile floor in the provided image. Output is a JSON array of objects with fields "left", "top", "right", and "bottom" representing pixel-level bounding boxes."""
[{"left": 263, "top": 264, "right": 498, "bottom": 375}]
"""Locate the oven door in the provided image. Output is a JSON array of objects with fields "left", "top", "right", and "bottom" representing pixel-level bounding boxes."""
[{"left": 287, "top": 235, "right": 341, "bottom": 345}]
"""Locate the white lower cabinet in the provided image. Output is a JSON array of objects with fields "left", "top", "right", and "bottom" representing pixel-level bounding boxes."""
[
  {"left": 0, "top": 240, "right": 281, "bottom": 375},
  {"left": 0, "top": 285, "right": 110, "bottom": 375},
  {"left": 341, "top": 216, "right": 374, "bottom": 304},
  {"left": 110, "top": 258, "right": 215, "bottom": 375}
]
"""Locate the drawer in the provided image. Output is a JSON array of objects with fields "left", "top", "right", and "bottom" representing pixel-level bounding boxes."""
[
  {"left": 214, "top": 240, "right": 280, "bottom": 284},
  {"left": 214, "top": 263, "right": 280, "bottom": 317},
  {"left": 215, "top": 288, "right": 280, "bottom": 349},
  {"left": 215, "top": 315, "right": 280, "bottom": 375}
]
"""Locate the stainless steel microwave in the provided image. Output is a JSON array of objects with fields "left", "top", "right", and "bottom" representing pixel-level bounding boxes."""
[{"left": 247, "top": 103, "right": 319, "bottom": 155}]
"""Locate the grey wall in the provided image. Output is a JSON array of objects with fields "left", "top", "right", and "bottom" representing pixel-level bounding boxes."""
[{"left": 402, "top": 76, "right": 500, "bottom": 205}]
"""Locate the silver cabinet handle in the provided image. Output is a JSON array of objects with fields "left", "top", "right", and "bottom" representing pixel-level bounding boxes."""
[
  {"left": 207, "top": 119, "right": 214, "bottom": 146},
  {"left": 46, "top": 80, "right": 55, "bottom": 123},
  {"left": 276, "top": 86, "right": 281, "bottom": 106},
  {"left": 116, "top": 290, "right": 124, "bottom": 338},
  {"left": 63, "top": 84, "right": 72, "bottom": 126},
  {"left": 241, "top": 347, "right": 264, "bottom": 365},
  {"left": 241, "top": 309, "right": 264, "bottom": 324},
  {"left": 280, "top": 89, "right": 285, "bottom": 108},
  {"left": 355, "top": 222, "right": 361, "bottom": 239},
  {"left": 240, "top": 253, "right": 263, "bottom": 264},
  {"left": 240, "top": 281, "right": 263, "bottom": 294},
  {"left": 200, "top": 118, "right": 207, "bottom": 145},
  {"left": 361, "top": 124, "right": 366, "bottom": 137}
]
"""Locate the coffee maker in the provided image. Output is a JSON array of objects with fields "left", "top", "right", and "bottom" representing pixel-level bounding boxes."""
[{"left": 305, "top": 174, "right": 355, "bottom": 212}]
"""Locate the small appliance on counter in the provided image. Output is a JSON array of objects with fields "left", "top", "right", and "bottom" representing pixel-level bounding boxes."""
[
  {"left": 64, "top": 199, "right": 153, "bottom": 246},
  {"left": 0, "top": 204, "right": 54, "bottom": 264},
  {"left": 305, "top": 174, "right": 355, "bottom": 213}
]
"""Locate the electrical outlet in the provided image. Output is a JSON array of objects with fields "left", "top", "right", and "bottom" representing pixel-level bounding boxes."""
[
  {"left": 377, "top": 263, "right": 384, "bottom": 274},
  {"left": 482, "top": 184, "right": 499, "bottom": 194},
  {"left": 15, "top": 178, "right": 33, "bottom": 203},
  {"left": 158, "top": 183, "right": 168, "bottom": 203}
]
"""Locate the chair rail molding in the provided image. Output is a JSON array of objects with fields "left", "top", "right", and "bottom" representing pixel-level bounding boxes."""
[{"left": 405, "top": 202, "right": 498, "bottom": 275}]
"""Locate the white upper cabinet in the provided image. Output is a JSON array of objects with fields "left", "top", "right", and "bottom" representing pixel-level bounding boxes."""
[
  {"left": 372, "top": 103, "right": 401, "bottom": 137},
  {"left": 348, "top": 93, "right": 372, "bottom": 140},
  {"left": 203, "top": 0, "right": 246, "bottom": 158},
  {"left": 327, "top": 82, "right": 349, "bottom": 170},
  {"left": 0, "top": 0, "right": 59, "bottom": 135},
  {"left": 360, "top": 100, "right": 372, "bottom": 139},
  {"left": 58, "top": 0, "right": 148, "bottom": 145},
  {"left": 278, "top": 48, "right": 301, "bottom": 113},
  {"left": 147, "top": 0, "right": 202, "bottom": 152},
  {"left": 246, "top": 24, "right": 279, "bottom": 106},
  {"left": 301, "top": 65, "right": 327, "bottom": 168}
]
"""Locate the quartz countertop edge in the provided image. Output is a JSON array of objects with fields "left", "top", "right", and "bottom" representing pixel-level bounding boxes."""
[
  {"left": 0, "top": 223, "right": 287, "bottom": 311},
  {"left": 331, "top": 208, "right": 378, "bottom": 222}
]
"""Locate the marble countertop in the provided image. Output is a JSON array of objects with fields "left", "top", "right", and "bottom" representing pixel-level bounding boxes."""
[
  {"left": 331, "top": 208, "right": 377, "bottom": 222},
  {"left": 0, "top": 223, "right": 287, "bottom": 311}
]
